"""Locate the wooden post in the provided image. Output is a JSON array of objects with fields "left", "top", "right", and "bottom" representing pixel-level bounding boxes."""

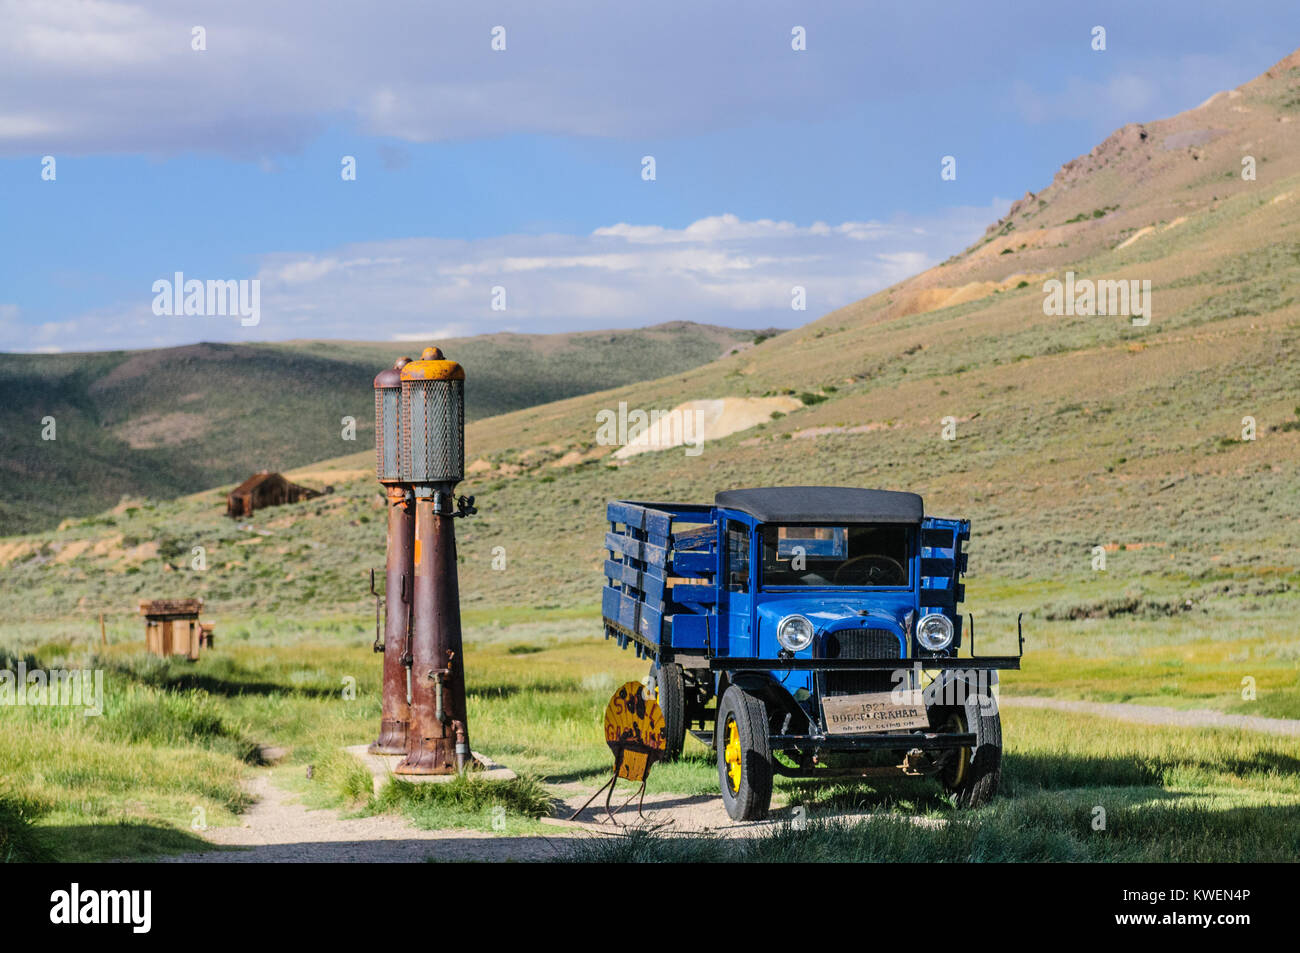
[{"left": 100, "top": 613, "right": 107, "bottom": 645}]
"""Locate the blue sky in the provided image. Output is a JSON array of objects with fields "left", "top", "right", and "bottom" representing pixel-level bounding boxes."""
[{"left": 0, "top": 1, "right": 1296, "bottom": 351}]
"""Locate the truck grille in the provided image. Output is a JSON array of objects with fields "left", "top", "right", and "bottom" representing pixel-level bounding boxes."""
[{"left": 819, "top": 627, "right": 902, "bottom": 696}]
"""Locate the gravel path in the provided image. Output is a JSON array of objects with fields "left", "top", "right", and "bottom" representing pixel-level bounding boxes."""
[
  {"left": 159, "top": 773, "right": 883, "bottom": 863},
  {"left": 553, "top": 782, "right": 944, "bottom": 833},
  {"left": 160, "top": 774, "right": 581, "bottom": 863},
  {"left": 161, "top": 774, "right": 826, "bottom": 863},
  {"left": 999, "top": 695, "right": 1300, "bottom": 736}
]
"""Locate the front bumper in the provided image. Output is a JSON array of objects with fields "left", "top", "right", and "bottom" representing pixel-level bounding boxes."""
[
  {"left": 708, "top": 657, "right": 1020, "bottom": 672},
  {"left": 769, "top": 729, "right": 975, "bottom": 751}
]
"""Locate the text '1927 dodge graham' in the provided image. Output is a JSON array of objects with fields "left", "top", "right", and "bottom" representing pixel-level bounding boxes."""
[{"left": 601, "top": 486, "right": 1024, "bottom": 820}]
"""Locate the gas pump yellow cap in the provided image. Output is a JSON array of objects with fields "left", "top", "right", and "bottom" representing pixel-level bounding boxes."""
[{"left": 400, "top": 346, "right": 465, "bottom": 381}]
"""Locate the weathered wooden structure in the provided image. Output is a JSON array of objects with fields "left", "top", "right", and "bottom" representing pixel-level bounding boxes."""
[
  {"left": 140, "top": 598, "right": 208, "bottom": 660},
  {"left": 226, "top": 471, "right": 320, "bottom": 518}
]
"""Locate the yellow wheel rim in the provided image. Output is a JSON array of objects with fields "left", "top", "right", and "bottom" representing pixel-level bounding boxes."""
[
  {"left": 950, "top": 711, "right": 970, "bottom": 787},
  {"left": 724, "top": 715, "right": 742, "bottom": 793}
]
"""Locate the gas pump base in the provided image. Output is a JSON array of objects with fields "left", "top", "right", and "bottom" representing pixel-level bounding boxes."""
[
  {"left": 394, "top": 742, "right": 461, "bottom": 776},
  {"left": 367, "top": 719, "right": 408, "bottom": 756},
  {"left": 345, "top": 745, "right": 512, "bottom": 794}
]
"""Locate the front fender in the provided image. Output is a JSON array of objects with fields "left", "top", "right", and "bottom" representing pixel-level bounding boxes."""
[
  {"left": 723, "top": 671, "right": 806, "bottom": 727},
  {"left": 925, "top": 669, "right": 999, "bottom": 711}
]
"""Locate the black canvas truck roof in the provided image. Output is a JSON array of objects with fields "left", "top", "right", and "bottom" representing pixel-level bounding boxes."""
[{"left": 714, "top": 486, "right": 924, "bottom": 524}]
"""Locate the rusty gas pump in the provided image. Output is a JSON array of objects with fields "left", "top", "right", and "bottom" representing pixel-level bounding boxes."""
[
  {"left": 393, "top": 347, "right": 476, "bottom": 775},
  {"left": 369, "top": 357, "right": 413, "bottom": 755}
]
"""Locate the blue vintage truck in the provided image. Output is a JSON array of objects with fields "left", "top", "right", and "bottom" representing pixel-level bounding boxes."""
[{"left": 602, "top": 485, "right": 1023, "bottom": 820}]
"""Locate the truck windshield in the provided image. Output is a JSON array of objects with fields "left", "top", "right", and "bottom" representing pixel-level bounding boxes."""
[{"left": 760, "top": 524, "right": 910, "bottom": 587}]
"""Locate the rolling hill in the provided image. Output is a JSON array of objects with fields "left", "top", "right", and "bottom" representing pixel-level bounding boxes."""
[
  {"left": 0, "top": 322, "right": 770, "bottom": 534},
  {"left": 4, "top": 48, "right": 1300, "bottom": 633}
]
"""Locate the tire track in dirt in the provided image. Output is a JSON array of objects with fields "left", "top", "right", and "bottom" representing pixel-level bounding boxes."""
[
  {"left": 999, "top": 696, "right": 1300, "bottom": 736},
  {"left": 158, "top": 774, "right": 581, "bottom": 863}
]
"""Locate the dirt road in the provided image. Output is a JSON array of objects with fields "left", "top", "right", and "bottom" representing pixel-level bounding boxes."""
[
  {"left": 997, "top": 695, "right": 1300, "bottom": 736},
  {"left": 158, "top": 774, "right": 580, "bottom": 863},
  {"left": 160, "top": 697, "right": 1300, "bottom": 862}
]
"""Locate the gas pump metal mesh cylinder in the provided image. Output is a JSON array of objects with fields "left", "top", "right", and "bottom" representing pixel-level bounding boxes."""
[
  {"left": 375, "top": 366, "right": 403, "bottom": 483},
  {"left": 400, "top": 378, "right": 464, "bottom": 486},
  {"left": 369, "top": 357, "right": 413, "bottom": 756}
]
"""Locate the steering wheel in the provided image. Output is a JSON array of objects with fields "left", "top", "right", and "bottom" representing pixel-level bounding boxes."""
[{"left": 832, "top": 554, "right": 906, "bottom": 585}]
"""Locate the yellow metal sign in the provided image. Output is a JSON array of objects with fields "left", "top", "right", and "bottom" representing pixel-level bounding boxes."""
[
  {"left": 603, "top": 680, "right": 666, "bottom": 781},
  {"left": 571, "top": 681, "right": 667, "bottom": 824}
]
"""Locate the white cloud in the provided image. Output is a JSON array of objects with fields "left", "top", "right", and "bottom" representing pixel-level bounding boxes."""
[
  {"left": 0, "top": 1, "right": 845, "bottom": 155},
  {"left": 1009, "top": 53, "right": 1256, "bottom": 128},
  {"left": 592, "top": 215, "right": 902, "bottom": 245},
  {"left": 391, "top": 323, "right": 476, "bottom": 342},
  {"left": 5, "top": 2, "right": 1269, "bottom": 158},
  {"left": 0, "top": 202, "right": 1010, "bottom": 351}
]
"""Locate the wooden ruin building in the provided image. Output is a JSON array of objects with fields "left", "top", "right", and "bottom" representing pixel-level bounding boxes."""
[
  {"left": 226, "top": 470, "right": 321, "bottom": 518},
  {"left": 139, "top": 598, "right": 212, "bottom": 660}
]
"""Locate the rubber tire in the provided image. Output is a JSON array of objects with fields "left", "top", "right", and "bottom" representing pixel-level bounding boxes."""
[
  {"left": 716, "top": 685, "right": 773, "bottom": 821},
  {"left": 938, "top": 689, "right": 1002, "bottom": 808},
  {"left": 648, "top": 660, "right": 687, "bottom": 762}
]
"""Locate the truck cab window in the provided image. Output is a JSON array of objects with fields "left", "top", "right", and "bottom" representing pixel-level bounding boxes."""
[
  {"left": 726, "top": 520, "right": 750, "bottom": 593},
  {"left": 760, "top": 524, "right": 910, "bottom": 587}
]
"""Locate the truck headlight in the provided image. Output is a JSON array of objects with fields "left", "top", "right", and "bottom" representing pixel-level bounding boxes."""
[
  {"left": 777, "top": 615, "right": 815, "bottom": 652},
  {"left": 916, "top": 613, "right": 954, "bottom": 652}
]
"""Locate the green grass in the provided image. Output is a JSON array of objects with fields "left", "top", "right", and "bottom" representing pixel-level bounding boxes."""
[
  {"left": 965, "top": 579, "right": 1300, "bottom": 719},
  {"left": 369, "top": 776, "right": 553, "bottom": 833},
  {"left": 567, "top": 706, "right": 1300, "bottom": 862},
  {"left": 0, "top": 793, "right": 52, "bottom": 862},
  {"left": 2, "top": 606, "right": 1297, "bottom": 861},
  {"left": 0, "top": 621, "right": 644, "bottom": 857},
  {"left": 564, "top": 792, "right": 1300, "bottom": 863},
  {"left": 0, "top": 640, "right": 349, "bottom": 860}
]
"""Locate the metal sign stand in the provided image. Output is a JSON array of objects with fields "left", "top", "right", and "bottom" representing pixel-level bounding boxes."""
[{"left": 569, "top": 681, "right": 668, "bottom": 825}]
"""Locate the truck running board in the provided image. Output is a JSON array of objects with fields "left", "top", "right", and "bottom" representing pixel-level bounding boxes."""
[{"left": 689, "top": 728, "right": 716, "bottom": 749}]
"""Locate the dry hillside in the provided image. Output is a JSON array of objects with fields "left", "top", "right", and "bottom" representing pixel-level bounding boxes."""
[{"left": 440, "top": 47, "right": 1300, "bottom": 608}]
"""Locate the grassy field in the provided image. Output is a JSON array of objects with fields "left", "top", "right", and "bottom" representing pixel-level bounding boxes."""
[{"left": 2, "top": 598, "right": 1297, "bottom": 862}]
